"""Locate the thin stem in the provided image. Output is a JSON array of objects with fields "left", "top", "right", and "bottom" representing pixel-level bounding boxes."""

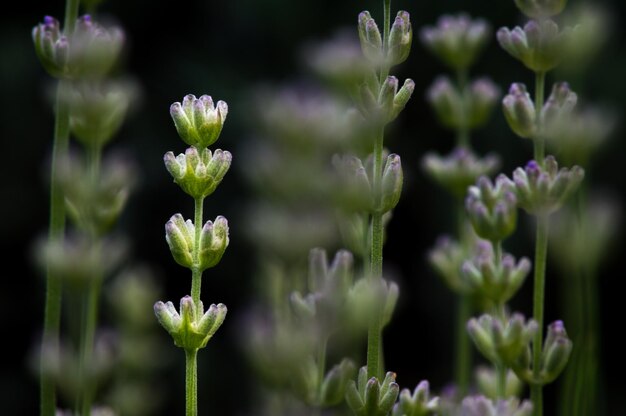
[
  {"left": 316, "top": 335, "right": 328, "bottom": 412},
  {"left": 64, "top": 0, "right": 80, "bottom": 34},
  {"left": 41, "top": 79, "right": 70, "bottom": 416},
  {"left": 531, "top": 214, "right": 549, "bottom": 416},
  {"left": 191, "top": 197, "right": 204, "bottom": 306},
  {"left": 185, "top": 349, "right": 198, "bottom": 416},
  {"left": 496, "top": 364, "right": 507, "bottom": 399},
  {"left": 79, "top": 277, "right": 102, "bottom": 416},
  {"left": 493, "top": 240, "right": 502, "bottom": 268},
  {"left": 534, "top": 71, "right": 546, "bottom": 163},
  {"left": 454, "top": 294, "right": 471, "bottom": 396},
  {"left": 456, "top": 68, "right": 470, "bottom": 148},
  {"left": 367, "top": 122, "right": 385, "bottom": 381}
]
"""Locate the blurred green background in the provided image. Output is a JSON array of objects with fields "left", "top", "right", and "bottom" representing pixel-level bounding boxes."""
[{"left": 2, "top": 0, "right": 625, "bottom": 414}]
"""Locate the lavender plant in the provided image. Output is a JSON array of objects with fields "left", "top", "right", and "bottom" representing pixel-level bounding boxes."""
[
  {"left": 420, "top": 12, "right": 501, "bottom": 398},
  {"left": 153, "top": 94, "right": 230, "bottom": 416},
  {"left": 32, "top": 2, "right": 139, "bottom": 414}
]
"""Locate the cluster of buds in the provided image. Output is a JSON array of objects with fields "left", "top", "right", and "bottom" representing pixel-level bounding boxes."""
[
  {"left": 346, "top": 367, "right": 400, "bottom": 416},
  {"left": 153, "top": 296, "right": 227, "bottom": 350},
  {"left": 513, "top": 321, "right": 573, "bottom": 385},
  {"left": 422, "top": 147, "right": 501, "bottom": 199},
  {"left": 170, "top": 94, "right": 229, "bottom": 149},
  {"left": 289, "top": 248, "right": 354, "bottom": 336},
  {"left": 358, "top": 10, "right": 412, "bottom": 68},
  {"left": 36, "top": 233, "right": 127, "bottom": 292},
  {"left": 497, "top": 19, "right": 573, "bottom": 73},
  {"left": 292, "top": 356, "right": 357, "bottom": 407},
  {"left": 467, "top": 313, "right": 538, "bottom": 366},
  {"left": 165, "top": 214, "right": 229, "bottom": 271},
  {"left": 465, "top": 175, "right": 518, "bottom": 242},
  {"left": 32, "top": 15, "right": 124, "bottom": 79},
  {"left": 428, "top": 234, "right": 483, "bottom": 295},
  {"left": 426, "top": 76, "right": 501, "bottom": 132},
  {"left": 511, "top": 156, "right": 584, "bottom": 215},
  {"left": 502, "top": 82, "right": 578, "bottom": 140},
  {"left": 420, "top": 13, "right": 490, "bottom": 70},
  {"left": 164, "top": 147, "right": 232, "bottom": 200},
  {"left": 56, "top": 152, "right": 136, "bottom": 236},
  {"left": 62, "top": 80, "right": 137, "bottom": 148},
  {"left": 392, "top": 380, "right": 440, "bottom": 416},
  {"left": 461, "top": 242, "right": 531, "bottom": 306},
  {"left": 347, "top": 277, "right": 399, "bottom": 331},
  {"left": 475, "top": 366, "right": 523, "bottom": 400},
  {"left": 357, "top": 75, "right": 415, "bottom": 125},
  {"left": 332, "top": 152, "right": 403, "bottom": 215},
  {"left": 458, "top": 395, "right": 533, "bottom": 416}
]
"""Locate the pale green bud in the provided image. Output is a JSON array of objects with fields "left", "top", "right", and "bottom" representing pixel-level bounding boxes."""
[
  {"left": 392, "top": 380, "right": 439, "bottom": 416},
  {"left": 358, "top": 11, "right": 384, "bottom": 64},
  {"left": 379, "top": 154, "right": 403, "bottom": 214},
  {"left": 475, "top": 366, "right": 524, "bottom": 400},
  {"left": 387, "top": 11, "right": 412, "bottom": 67},
  {"left": 321, "top": 359, "right": 357, "bottom": 406},
  {"left": 164, "top": 214, "right": 194, "bottom": 269},
  {"left": 465, "top": 175, "right": 518, "bottom": 242},
  {"left": 347, "top": 367, "right": 400, "bottom": 416},
  {"left": 502, "top": 83, "right": 536, "bottom": 139},
  {"left": 198, "top": 216, "right": 229, "bottom": 270},
  {"left": 540, "top": 321, "right": 572, "bottom": 383}
]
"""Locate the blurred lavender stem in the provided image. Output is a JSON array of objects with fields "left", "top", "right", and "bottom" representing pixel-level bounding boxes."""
[{"left": 41, "top": 1, "right": 81, "bottom": 415}]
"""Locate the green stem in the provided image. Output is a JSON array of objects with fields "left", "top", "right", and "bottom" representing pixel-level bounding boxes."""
[
  {"left": 367, "top": 123, "right": 385, "bottom": 381},
  {"left": 79, "top": 276, "right": 102, "bottom": 416},
  {"left": 316, "top": 335, "right": 328, "bottom": 410},
  {"left": 185, "top": 349, "right": 198, "bottom": 416},
  {"left": 496, "top": 364, "right": 507, "bottom": 399},
  {"left": 454, "top": 294, "right": 471, "bottom": 396},
  {"left": 41, "top": 79, "right": 70, "bottom": 416},
  {"left": 534, "top": 71, "right": 546, "bottom": 163},
  {"left": 378, "top": 0, "right": 392, "bottom": 85},
  {"left": 191, "top": 197, "right": 204, "bottom": 307},
  {"left": 531, "top": 214, "right": 549, "bottom": 416},
  {"left": 456, "top": 68, "right": 470, "bottom": 148}
]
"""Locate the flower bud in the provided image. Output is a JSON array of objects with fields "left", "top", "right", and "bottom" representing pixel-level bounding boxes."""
[
  {"left": 392, "top": 380, "right": 440, "bottom": 416},
  {"left": 379, "top": 76, "right": 399, "bottom": 120},
  {"left": 422, "top": 147, "right": 501, "bottom": 199},
  {"left": 358, "top": 11, "right": 384, "bottom": 64},
  {"left": 347, "top": 278, "right": 398, "bottom": 330},
  {"left": 320, "top": 359, "right": 357, "bottom": 406},
  {"left": 387, "top": 11, "right": 412, "bottom": 66},
  {"left": 511, "top": 156, "right": 585, "bottom": 215},
  {"left": 502, "top": 83, "right": 536, "bottom": 139},
  {"left": 32, "top": 15, "right": 124, "bottom": 79},
  {"left": 170, "top": 94, "right": 228, "bottom": 149},
  {"left": 515, "top": 0, "right": 568, "bottom": 19},
  {"left": 540, "top": 320, "right": 572, "bottom": 383},
  {"left": 428, "top": 235, "right": 475, "bottom": 294},
  {"left": 497, "top": 19, "right": 572, "bottom": 73},
  {"left": 461, "top": 243, "right": 531, "bottom": 305},
  {"left": 460, "top": 395, "right": 533, "bottom": 416},
  {"left": 541, "top": 82, "right": 577, "bottom": 129},
  {"left": 467, "top": 313, "right": 538, "bottom": 367},
  {"left": 55, "top": 152, "right": 137, "bottom": 236},
  {"left": 332, "top": 154, "right": 374, "bottom": 212},
  {"left": 346, "top": 367, "right": 399, "bottom": 416},
  {"left": 391, "top": 78, "right": 415, "bottom": 121},
  {"left": 379, "top": 154, "right": 403, "bottom": 214},
  {"left": 465, "top": 175, "right": 518, "bottom": 242},
  {"left": 198, "top": 216, "right": 229, "bottom": 270},
  {"left": 64, "top": 79, "right": 138, "bottom": 148},
  {"left": 426, "top": 76, "right": 464, "bottom": 130},
  {"left": 164, "top": 147, "right": 232, "bottom": 199},
  {"left": 467, "top": 78, "right": 501, "bottom": 129},
  {"left": 154, "top": 296, "right": 227, "bottom": 350},
  {"left": 475, "top": 366, "right": 523, "bottom": 400},
  {"left": 420, "top": 13, "right": 490, "bottom": 70},
  {"left": 165, "top": 214, "right": 194, "bottom": 269}
]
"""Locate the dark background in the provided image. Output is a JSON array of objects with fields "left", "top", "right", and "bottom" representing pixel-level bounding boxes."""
[{"left": 2, "top": 0, "right": 625, "bottom": 414}]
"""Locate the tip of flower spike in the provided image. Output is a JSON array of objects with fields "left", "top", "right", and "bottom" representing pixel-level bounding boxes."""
[
  {"left": 526, "top": 160, "right": 539, "bottom": 171},
  {"left": 44, "top": 16, "right": 55, "bottom": 25}
]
